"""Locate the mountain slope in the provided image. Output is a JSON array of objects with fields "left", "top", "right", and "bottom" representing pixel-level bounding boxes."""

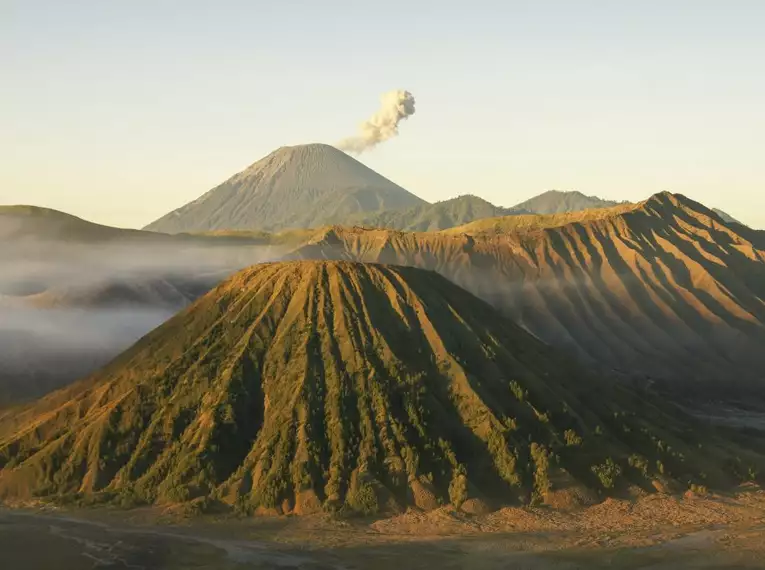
[
  {"left": 510, "top": 190, "right": 622, "bottom": 214},
  {"left": 2, "top": 261, "right": 755, "bottom": 513},
  {"left": 144, "top": 144, "right": 425, "bottom": 233},
  {"left": 0, "top": 206, "right": 159, "bottom": 243},
  {"left": 712, "top": 208, "right": 744, "bottom": 226},
  {"left": 290, "top": 193, "right": 765, "bottom": 399},
  {"left": 354, "top": 195, "right": 514, "bottom": 231},
  {"left": 0, "top": 205, "right": 308, "bottom": 248}
]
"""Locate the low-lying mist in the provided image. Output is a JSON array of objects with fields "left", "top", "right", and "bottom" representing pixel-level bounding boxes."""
[
  {"left": 0, "top": 306, "right": 173, "bottom": 403},
  {"left": 0, "top": 240, "right": 280, "bottom": 295},
  {"left": 0, "top": 238, "right": 286, "bottom": 403}
]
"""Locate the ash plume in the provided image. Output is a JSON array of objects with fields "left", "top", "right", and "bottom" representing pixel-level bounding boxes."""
[{"left": 338, "top": 90, "right": 416, "bottom": 154}]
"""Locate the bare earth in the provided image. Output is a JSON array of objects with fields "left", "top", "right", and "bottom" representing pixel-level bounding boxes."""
[{"left": 3, "top": 487, "right": 765, "bottom": 569}]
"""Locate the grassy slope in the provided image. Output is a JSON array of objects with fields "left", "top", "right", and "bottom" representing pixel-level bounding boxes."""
[{"left": 1, "top": 261, "right": 759, "bottom": 514}]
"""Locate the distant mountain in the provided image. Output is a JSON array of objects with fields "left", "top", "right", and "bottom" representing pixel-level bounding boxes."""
[
  {"left": 353, "top": 189, "right": 625, "bottom": 234},
  {"left": 291, "top": 192, "right": 765, "bottom": 400},
  {"left": 145, "top": 143, "right": 425, "bottom": 233},
  {"left": 0, "top": 204, "right": 289, "bottom": 305},
  {"left": 354, "top": 194, "right": 515, "bottom": 231},
  {"left": 509, "top": 190, "right": 621, "bottom": 215},
  {"left": 712, "top": 208, "right": 744, "bottom": 226},
  {"left": 0, "top": 205, "right": 156, "bottom": 243},
  {"left": 442, "top": 203, "right": 637, "bottom": 236},
  {"left": 1, "top": 260, "right": 755, "bottom": 512}
]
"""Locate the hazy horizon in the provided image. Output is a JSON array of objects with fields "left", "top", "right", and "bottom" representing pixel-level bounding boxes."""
[{"left": 3, "top": 1, "right": 764, "bottom": 229}]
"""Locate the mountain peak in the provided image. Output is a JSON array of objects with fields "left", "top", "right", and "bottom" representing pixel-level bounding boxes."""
[
  {"left": 144, "top": 144, "right": 425, "bottom": 234},
  {"left": 259, "top": 142, "right": 348, "bottom": 164},
  {"left": 274, "top": 142, "right": 343, "bottom": 153},
  {"left": 641, "top": 192, "right": 748, "bottom": 229},
  {"left": 642, "top": 191, "right": 714, "bottom": 217}
]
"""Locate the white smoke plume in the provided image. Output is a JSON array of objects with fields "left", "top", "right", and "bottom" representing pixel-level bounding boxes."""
[{"left": 338, "top": 90, "right": 416, "bottom": 154}]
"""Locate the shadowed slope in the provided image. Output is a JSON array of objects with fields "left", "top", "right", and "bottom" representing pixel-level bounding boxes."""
[
  {"left": 1, "top": 261, "right": 755, "bottom": 514},
  {"left": 144, "top": 144, "right": 425, "bottom": 233},
  {"left": 291, "top": 193, "right": 765, "bottom": 398}
]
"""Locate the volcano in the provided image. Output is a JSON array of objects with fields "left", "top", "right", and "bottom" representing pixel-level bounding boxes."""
[
  {"left": 144, "top": 144, "right": 425, "bottom": 234},
  {"left": 0, "top": 260, "right": 756, "bottom": 514}
]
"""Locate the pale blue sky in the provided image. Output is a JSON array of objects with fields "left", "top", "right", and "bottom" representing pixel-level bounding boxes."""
[{"left": 2, "top": 1, "right": 764, "bottom": 228}]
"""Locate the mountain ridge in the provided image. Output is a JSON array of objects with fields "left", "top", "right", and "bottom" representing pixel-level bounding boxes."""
[{"left": 289, "top": 192, "right": 765, "bottom": 397}]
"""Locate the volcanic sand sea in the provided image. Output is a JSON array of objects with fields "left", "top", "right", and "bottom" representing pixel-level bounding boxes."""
[{"left": 3, "top": 487, "right": 765, "bottom": 569}]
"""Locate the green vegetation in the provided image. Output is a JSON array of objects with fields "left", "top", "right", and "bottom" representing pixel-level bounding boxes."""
[
  {"left": 448, "top": 465, "right": 468, "bottom": 508},
  {"left": 530, "top": 443, "right": 551, "bottom": 503},
  {"left": 591, "top": 458, "right": 622, "bottom": 490},
  {"left": 564, "top": 430, "right": 583, "bottom": 447}
]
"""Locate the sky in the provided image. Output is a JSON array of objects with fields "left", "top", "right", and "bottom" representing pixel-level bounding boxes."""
[{"left": 2, "top": 0, "right": 764, "bottom": 229}]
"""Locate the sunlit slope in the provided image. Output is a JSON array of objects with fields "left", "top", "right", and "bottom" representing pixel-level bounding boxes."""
[
  {"left": 291, "top": 193, "right": 765, "bottom": 394},
  {"left": 1, "top": 261, "right": 754, "bottom": 513}
]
